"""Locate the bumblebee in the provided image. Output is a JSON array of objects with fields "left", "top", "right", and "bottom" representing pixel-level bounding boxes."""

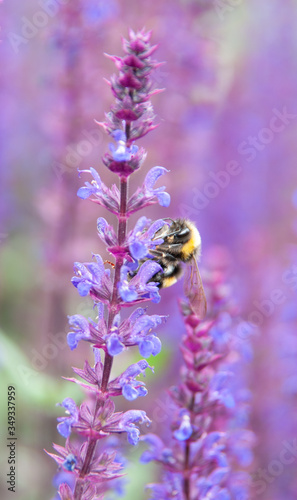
[{"left": 148, "top": 218, "right": 207, "bottom": 319}]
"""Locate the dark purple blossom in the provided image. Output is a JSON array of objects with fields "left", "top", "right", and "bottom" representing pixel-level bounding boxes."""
[
  {"left": 106, "top": 332, "right": 124, "bottom": 356},
  {"left": 67, "top": 313, "right": 107, "bottom": 351}
]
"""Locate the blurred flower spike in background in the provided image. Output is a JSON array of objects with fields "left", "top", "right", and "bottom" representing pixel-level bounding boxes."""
[{"left": 141, "top": 266, "right": 254, "bottom": 499}]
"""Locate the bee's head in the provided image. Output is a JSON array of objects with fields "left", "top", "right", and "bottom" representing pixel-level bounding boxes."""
[{"left": 166, "top": 219, "right": 191, "bottom": 242}]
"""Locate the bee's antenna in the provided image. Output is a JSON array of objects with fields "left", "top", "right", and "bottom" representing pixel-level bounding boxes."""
[{"left": 163, "top": 217, "right": 175, "bottom": 223}]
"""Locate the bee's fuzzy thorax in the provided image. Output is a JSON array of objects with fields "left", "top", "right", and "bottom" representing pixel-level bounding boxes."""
[{"left": 180, "top": 220, "right": 201, "bottom": 261}]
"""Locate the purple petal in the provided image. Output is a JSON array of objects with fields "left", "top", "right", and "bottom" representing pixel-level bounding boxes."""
[
  {"left": 89, "top": 167, "right": 102, "bottom": 186},
  {"left": 111, "top": 129, "right": 126, "bottom": 142},
  {"left": 77, "top": 281, "right": 91, "bottom": 296},
  {"left": 157, "top": 191, "right": 171, "bottom": 207},
  {"left": 209, "top": 467, "right": 229, "bottom": 485},
  {"left": 144, "top": 166, "right": 169, "bottom": 191},
  {"left": 127, "top": 427, "right": 140, "bottom": 446},
  {"left": 60, "top": 398, "right": 77, "bottom": 415},
  {"left": 67, "top": 332, "right": 80, "bottom": 350},
  {"left": 145, "top": 219, "right": 167, "bottom": 239},
  {"left": 139, "top": 335, "right": 161, "bottom": 358},
  {"left": 57, "top": 421, "right": 71, "bottom": 438},
  {"left": 133, "top": 216, "right": 150, "bottom": 233},
  {"left": 118, "top": 282, "right": 138, "bottom": 302},
  {"left": 122, "top": 384, "right": 139, "bottom": 401},
  {"left": 137, "top": 260, "right": 163, "bottom": 284},
  {"left": 97, "top": 217, "right": 108, "bottom": 234},
  {"left": 107, "top": 333, "right": 125, "bottom": 356},
  {"left": 77, "top": 186, "right": 93, "bottom": 199},
  {"left": 173, "top": 414, "right": 193, "bottom": 441},
  {"left": 130, "top": 240, "right": 147, "bottom": 259}
]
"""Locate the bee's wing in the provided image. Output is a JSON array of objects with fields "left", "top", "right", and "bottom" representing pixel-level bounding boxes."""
[{"left": 184, "top": 258, "right": 207, "bottom": 319}]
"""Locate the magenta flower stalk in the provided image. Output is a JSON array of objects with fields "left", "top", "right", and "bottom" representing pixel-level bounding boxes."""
[
  {"left": 47, "top": 29, "right": 170, "bottom": 500},
  {"left": 141, "top": 264, "right": 254, "bottom": 500}
]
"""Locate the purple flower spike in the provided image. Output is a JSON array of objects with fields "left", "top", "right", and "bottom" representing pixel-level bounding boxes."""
[
  {"left": 141, "top": 272, "right": 253, "bottom": 499},
  {"left": 49, "top": 29, "right": 170, "bottom": 500},
  {"left": 57, "top": 398, "right": 79, "bottom": 438},
  {"left": 127, "top": 166, "right": 170, "bottom": 214},
  {"left": 119, "top": 410, "right": 151, "bottom": 445}
]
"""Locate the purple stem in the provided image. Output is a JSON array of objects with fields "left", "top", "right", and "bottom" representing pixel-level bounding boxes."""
[
  {"left": 101, "top": 177, "right": 128, "bottom": 392},
  {"left": 183, "top": 394, "right": 195, "bottom": 499},
  {"left": 184, "top": 440, "right": 191, "bottom": 500}
]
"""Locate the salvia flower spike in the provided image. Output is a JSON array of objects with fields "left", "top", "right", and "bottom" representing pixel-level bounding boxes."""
[
  {"left": 47, "top": 30, "right": 170, "bottom": 500},
  {"left": 141, "top": 267, "right": 254, "bottom": 500}
]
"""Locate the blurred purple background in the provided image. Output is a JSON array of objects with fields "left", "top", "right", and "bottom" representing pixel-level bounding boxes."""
[{"left": 1, "top": 1, "right": 297, "bottom": 499}]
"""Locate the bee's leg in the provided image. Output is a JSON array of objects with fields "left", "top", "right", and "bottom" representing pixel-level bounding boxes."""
[
  {"left": 148, "top": 249, "right": 178, "bottom": 262},
  {"left": 148, "top": 249, "right": 165, "bottom": 258}
]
